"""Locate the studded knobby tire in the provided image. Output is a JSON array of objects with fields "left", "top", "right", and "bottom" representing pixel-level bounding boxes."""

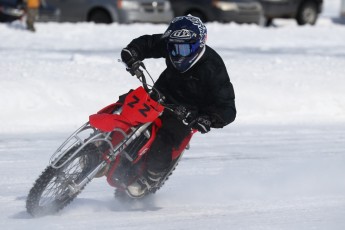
[
  {"left": 26, "top": 144, "right": 100, "bottom": 217},
  {"left": 150, "top": 162, "right": 178, "bottom": 194}
]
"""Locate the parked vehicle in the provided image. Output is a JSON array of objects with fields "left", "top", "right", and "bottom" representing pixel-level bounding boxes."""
[
  {"left": 0, "top": 0, "right": 24, "bottom": 22},
  {"left": 117, "top": 0, "right": 173, "bottom": 23},
  {"left": 44, "top": 0, "right": 173, "bottom": 23},
  {"left": 170, "top": 0, "right": 263, "bottom": 24},
  {"left": 1, "top": 0, "right": 173, "bottom": 24},
  {"left": 260, "top": 0, "right": 323, "bottom": 26},
  {"left": 0, "top": 0, "right": 60, "bottom": 23}
]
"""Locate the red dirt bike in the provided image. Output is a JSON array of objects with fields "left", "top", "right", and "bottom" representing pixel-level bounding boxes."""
[{"left": 26, "top": 62, "right": 197, "bottom": 217}]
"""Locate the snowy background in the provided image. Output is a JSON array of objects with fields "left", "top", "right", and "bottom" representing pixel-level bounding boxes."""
[{"left": 1, "top": 0, "right": 345, "bottom": 229}]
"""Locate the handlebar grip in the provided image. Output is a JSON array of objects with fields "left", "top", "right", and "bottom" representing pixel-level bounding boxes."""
[
  {"left": 127, "top": 61, "right": 146, "bottom": 79},
  {"left": 134, "top": 69, "right": 144, "bottom": 78}
]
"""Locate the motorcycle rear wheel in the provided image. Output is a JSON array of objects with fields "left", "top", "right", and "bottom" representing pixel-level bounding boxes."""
[{"left": 26, "top": 144, "right": 101, "bottom": 217}]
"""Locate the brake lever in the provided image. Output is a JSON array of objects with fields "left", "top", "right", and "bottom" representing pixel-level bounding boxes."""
[
  {"left": 182, "top": 111, "right": 192, "bottom": 126},
  {"left": 118, "top": 59, "right": 146, "bottom": 78},
  {"left": 185, "top": 117, "right": 197, "bottom": 128},
  {"left": 173, "top": 106, "right": 196, "bottom": 127}
]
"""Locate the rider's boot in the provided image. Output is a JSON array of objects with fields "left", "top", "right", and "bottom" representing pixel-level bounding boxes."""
[{"left": 126, "top": 169, "right": 165, "bottom": 198}]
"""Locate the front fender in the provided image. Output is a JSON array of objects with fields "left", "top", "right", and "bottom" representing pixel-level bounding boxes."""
[{"left": 89, "top": 113, "right": 130, "bottom": 132}]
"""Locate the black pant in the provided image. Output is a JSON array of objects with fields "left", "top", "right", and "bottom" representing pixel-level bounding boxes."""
[{"left": 146, "top": 111, "right": 190, "bottom": 172}]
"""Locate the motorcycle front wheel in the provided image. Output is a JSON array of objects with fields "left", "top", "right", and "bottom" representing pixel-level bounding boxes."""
[{"left": 26, "top": 143, "right": 101, "bottom": 217}]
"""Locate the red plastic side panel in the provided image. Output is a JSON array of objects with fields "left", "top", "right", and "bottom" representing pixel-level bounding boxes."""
[
  {"left": 171, "top": 131, "right": 196, "bottom": 160},
  {"left": 133, "top": 118, "right": 163, "bottom": 164}
]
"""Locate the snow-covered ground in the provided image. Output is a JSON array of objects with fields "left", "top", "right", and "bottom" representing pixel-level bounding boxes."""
[{"left": 1, "top": 1, "right": 345, "bottom": 229}]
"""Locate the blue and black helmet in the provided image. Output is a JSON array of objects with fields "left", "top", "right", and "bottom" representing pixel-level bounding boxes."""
[{"left": 163, "top": 15, "right": 207, "bottom": 73}]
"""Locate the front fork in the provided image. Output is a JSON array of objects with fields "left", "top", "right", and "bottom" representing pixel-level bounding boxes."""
[{"left": 64, "top": 122, "right": 153, "bottom": 196}]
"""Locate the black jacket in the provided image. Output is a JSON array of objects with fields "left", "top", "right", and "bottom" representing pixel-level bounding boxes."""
[{"left": 126, "top": 34, "right": 236, "bottom": 128}]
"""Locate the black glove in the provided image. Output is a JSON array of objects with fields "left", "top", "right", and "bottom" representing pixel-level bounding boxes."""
[
  {"left": 192, "top": 116, "right": 212, "bottom": 134},
  {"left": 121, "top": 47, "right": 139, "bottom": 69},
  {"left": 174, "top": 105, "right": 189, "bottom": 121},
  {"left": 173, "top": 105, "right": 197, "bottom": 124}
]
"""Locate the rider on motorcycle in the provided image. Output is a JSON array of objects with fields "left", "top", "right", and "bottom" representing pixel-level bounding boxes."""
[{"left": 121, "top": 15, "right": 236, "bottom": 197}]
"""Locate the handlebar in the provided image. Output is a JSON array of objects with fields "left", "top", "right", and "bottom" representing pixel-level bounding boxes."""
[{"left": 127, "top": 61, "right": 150, "bottom": 92}]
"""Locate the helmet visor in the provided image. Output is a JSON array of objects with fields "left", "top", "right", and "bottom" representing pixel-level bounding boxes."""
[{"left": 168, "top": 42, "right": 200, "bottom": 57}]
